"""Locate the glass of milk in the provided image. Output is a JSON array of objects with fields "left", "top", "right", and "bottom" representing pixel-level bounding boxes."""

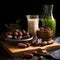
[{"left": 26, "top": 15, "right": 39, "bottom": 37}]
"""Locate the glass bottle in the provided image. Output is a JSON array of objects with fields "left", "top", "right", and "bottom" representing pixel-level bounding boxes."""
[{"left": 41, "top": 5, "right": 56, "bottom": 37}]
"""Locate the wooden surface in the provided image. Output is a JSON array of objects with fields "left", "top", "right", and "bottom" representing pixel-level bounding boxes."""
[{"left": 0, "top": 41, "right": 60, "bottom": 57}]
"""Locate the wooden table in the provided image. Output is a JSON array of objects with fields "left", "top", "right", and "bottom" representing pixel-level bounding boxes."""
[{"left": 0, "top": 41, "right": 60, "bottom": 57}]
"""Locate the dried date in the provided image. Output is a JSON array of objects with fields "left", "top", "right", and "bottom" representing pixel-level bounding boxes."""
[
  {"left": 23, "top": 52, "right": 33, "bottom": 58},
  {"left": 17, "top": 43, "right": 27, "bottom": 48}
]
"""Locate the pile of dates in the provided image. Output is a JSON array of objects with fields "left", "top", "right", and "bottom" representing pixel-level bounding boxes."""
[
  {"left": 17, "top": 38, "right": 54, "bottom": 48},
  {"left": 20, "top": 50, "right": 47, "bottom": 59},
  {"left": 4, "top": 29, "right": 31, "bottom": 39},
  {"left": 31, "top": 38, "right": 54, "bottom": 46}
]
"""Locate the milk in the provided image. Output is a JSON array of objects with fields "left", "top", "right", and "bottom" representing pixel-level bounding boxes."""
[{"left": 27, "top": 15, "right": 39, "bottom": 37}]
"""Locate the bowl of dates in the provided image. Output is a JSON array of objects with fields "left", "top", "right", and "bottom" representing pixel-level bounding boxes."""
[{"left": 4, "top": 29, "right": 33, "bottom": 42}]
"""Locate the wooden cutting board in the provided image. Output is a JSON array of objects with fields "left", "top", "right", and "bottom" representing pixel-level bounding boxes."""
[{"left": 0, "top": 41, "right": 60, "bottom": 57}]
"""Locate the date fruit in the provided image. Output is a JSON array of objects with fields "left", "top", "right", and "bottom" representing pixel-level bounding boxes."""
[
  {"left": 41, "top": 41, "right": 47, "bottom": 46},
  {"left": 29, "top": 51, "right": 38, "bottom": 56},
  {"left": 17, "top": 43, "right": 27, "bottom": 48},
  {"left": 25, "top": 42, "right": 31, "bottom": 47},
  {"left": 14, "top": 31, "right": 19, "bottom": 36},
  {"left": 6, "top": 35, "right": 12, "bottom": 39},
  {"left": 18, "top": 31, "right": 23, "bottom": 36},
  {"left": 31, "top": 39, "right": 37, "bottom": 45},
  {"left": 47, "top": 40, "right": 54, "bottom": 44},
  {"left": 23, "top": 52, "right": 33, "bottom": 58}
]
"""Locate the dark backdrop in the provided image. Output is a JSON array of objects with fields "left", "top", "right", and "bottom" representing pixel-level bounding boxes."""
[{"left": 0, "top": 1, "right": 60, "bottom": 36}]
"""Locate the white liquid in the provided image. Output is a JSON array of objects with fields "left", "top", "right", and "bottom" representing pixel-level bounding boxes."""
[{"left": 28, "top": 18, "right": 39, "bottom": 36}]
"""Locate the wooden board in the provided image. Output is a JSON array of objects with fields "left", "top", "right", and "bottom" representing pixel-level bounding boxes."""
[{"left": 0, "top": 41, "right": 60, "bottom": 57}]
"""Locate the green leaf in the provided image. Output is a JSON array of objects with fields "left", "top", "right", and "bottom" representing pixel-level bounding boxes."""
[
  {"left": 16, "top": 19, "right": 20, "bottom": 23},
  {"left": 5, "top": 24, "right": 8, "bottom": 28}
]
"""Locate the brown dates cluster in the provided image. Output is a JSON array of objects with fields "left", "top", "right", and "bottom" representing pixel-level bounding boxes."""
[
  {"left": 31, "top": 38, "right": 54, "bottom": 46},
  {"left": 17, "top": 38, "right": 54, "bottom": 48},
  {"left": 21, "top": 50, "right": 47, "bottom": 59},
  {"left": 17, "top": 41, "right": 48, "bottom": 59},
  {"left": 4, "top": 29, "right": 31, "bottom": 39},
  {"left": 17, "top": 38, "right": 53, "bottom": 59}
]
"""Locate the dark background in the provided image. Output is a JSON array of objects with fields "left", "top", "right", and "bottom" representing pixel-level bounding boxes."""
[{"left": 0, "top": 0, "right": 60, "bottom": 36}]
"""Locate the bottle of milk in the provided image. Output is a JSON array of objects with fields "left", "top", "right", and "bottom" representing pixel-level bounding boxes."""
[{"left": 26, "top": 15, "right": 39, "bottom": 37}]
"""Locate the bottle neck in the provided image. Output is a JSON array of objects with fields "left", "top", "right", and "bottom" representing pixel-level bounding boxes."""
[{"left": 42, "top": 5, "right": 54, "bottom": 19}]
